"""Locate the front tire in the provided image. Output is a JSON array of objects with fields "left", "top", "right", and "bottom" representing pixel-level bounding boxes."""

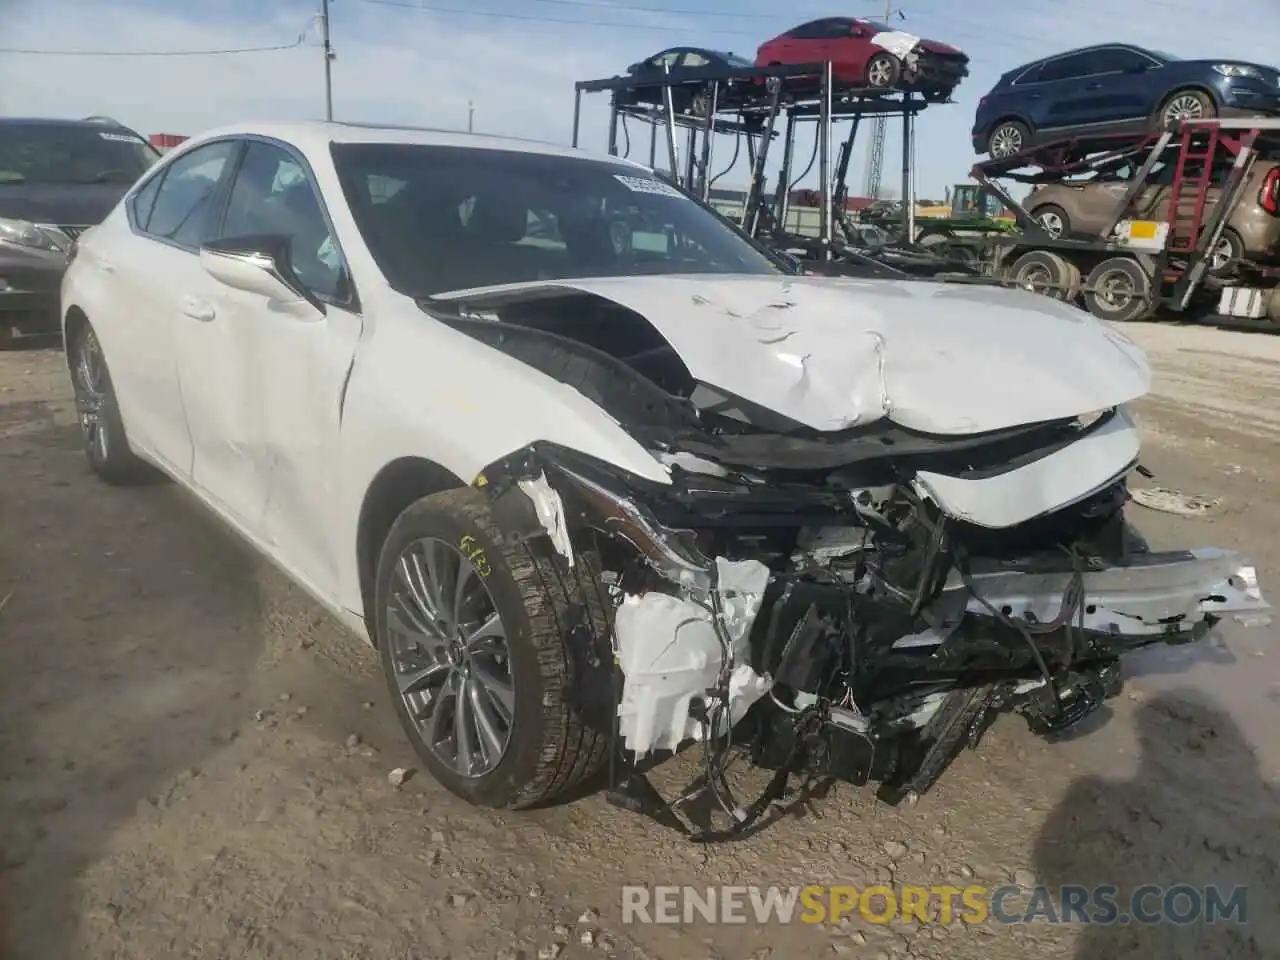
[
  {"left": 373, "top": 487, "right": 608, "bottom": 809},
  {"left": 988, "top": 120, "right": 1030, "bottom": 159},
  {"left": 69, "top": 321, "right": 155, "bottom": 485},
  {"left": 865, "top": 52, "right": 902, "bottom": 90},
  {"left": 1030, "top": 203, "right": 1071, "bottom": 239},
  {"left": 1156, "top": 89, "right": 1216, "bottom": 128}
]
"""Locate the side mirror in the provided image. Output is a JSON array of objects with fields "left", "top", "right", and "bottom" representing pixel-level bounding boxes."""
[{"left": 199, "top": 234, "right": 325, "bottom": 314}]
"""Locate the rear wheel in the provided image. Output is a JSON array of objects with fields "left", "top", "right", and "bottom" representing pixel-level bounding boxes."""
[
  {"left": 68, "top": 321, "right": 155, "bottom": 485},
  {"left": 1083, "top": 257, "right": 1155, "bottom": 322},
  {"left": 987, "top": 120, "right": 1030, "bottom": 159},
  {"left": 373, "top": 487, "right": 609, "bottom": 809}
]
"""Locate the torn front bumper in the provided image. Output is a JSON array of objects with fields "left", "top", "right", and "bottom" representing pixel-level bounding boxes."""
[{"left": 906, "top": 548, "right": 1271, "bottom": 651}]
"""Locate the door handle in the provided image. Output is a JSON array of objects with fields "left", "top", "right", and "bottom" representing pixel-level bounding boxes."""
[
  {"left": 1028, "top": 92, "right": 1042, "bottom": 99},
  {"left": 180, "top": 295, "right": 215, "bottom": 322},
  {"left": 1086, "top": 82, "right": 1103, "bottom": 90}
]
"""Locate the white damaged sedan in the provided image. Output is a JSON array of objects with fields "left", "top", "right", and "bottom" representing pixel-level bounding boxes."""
[{"left": 60, "top": 121, "right": 1270, "bottom": 828}]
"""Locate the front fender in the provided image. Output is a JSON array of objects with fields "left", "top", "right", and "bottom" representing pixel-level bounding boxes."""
[{"left": 334, "top": 310, "right": 672, "bottom": 614}]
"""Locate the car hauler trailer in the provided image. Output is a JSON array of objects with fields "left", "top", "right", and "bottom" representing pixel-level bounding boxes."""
[
  {"left": 969, "top": 118, "right": 1280, "bottom": 326},
  {"left": 570, "top": 60, "right": 974, "bottom": 279}
]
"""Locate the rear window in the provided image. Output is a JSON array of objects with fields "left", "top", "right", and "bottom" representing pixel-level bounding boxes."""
[{"left": 0, "top": 123, "right": 159, "bottom": 185}]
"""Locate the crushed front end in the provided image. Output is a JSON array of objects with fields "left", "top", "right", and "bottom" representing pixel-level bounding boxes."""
[{"left": 473, "top": 419, "right": 1270, "bottom": 838}]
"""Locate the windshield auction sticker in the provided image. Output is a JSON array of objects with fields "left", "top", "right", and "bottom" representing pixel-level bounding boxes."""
[{"left": 613, "top": 174, "right": 683, "bottom": 198}]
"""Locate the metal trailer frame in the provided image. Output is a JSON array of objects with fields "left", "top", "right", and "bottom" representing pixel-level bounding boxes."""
[
  {"left": 572, "top": 62, "right": 932, "bottom": 265},
  {"left": 965, "top": 117, "right": 1280, "bottom": 323}
]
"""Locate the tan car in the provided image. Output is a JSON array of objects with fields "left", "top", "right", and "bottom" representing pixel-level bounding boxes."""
[{"left": 1025, "top": 156, "right": 1280, "bottom": 271}]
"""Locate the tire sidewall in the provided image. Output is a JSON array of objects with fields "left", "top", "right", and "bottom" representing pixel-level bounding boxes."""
[
  {"left": 372, "top": 495, "right": 550, "bottom": 807},
  {"left": 71, "top": 323, "right": 133, "bottom": 476}
]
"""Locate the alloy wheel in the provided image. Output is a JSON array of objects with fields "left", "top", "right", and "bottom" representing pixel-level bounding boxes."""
[
  {"left": 1163, "top": 94, "right": 1205, "bottom": 125},
  {"left": 1037, "top": 211, "right": 1066, "bottom": 238},
  {"left": 1210, "top": 235, "right": 1236, "bottom": 271},
  {"left": 990, "top": 125, "right": 1023, "bottom": 158},
  {"left": 867, "top": 59, "right": 894, "bottom": 88},
  {"left": 385, "top": 537, "right": 515, "bottom": 778},
  {"left": 74, "top": 328, "right": 109, "bottom": 462}
]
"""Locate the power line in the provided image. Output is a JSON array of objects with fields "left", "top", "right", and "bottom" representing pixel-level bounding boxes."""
[
  {"left": 357, "top": 0, "right": 760, "bottom": 35},
  {"left": 0, "top": 28, "right": 312, "bottom": 57}
]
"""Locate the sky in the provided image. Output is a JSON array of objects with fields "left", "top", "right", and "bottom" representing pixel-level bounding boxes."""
[{"left": 1, "top": 0, "right": 1276, "bottom": 199}]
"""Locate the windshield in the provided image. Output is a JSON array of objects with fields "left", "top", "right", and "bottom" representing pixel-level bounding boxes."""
[
  {"left": 720, "top": 52, "right": 754, "bottom": 67},
  {"left": 0, "top": 123, "right": 159, "bottom": 184},
  {"left": 1148, "top": 49, "right": 1179, "bottom": 61},
  {"left": 331, "top": 143, "right": 784, "bottom": 296}
]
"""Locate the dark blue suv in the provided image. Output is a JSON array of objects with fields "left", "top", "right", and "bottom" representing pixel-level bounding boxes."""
[{"left": 971, "top": 44, "right": 1280, "bottom": 158}]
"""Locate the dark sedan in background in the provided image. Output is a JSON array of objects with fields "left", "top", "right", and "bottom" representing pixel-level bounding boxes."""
[
  {"left": 616, "top": 47, "right": 755, "bottom": 116},
  {"left": 972, "top": 44, "right": 1280, "bottom": 158},
  {"left": 0, "top": 116, "right": 159, "bottom": 347}
]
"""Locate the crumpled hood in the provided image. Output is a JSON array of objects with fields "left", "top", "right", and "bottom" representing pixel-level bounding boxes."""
[{"left": 433, "top": 274, "right": 1152, "bottom": 436}]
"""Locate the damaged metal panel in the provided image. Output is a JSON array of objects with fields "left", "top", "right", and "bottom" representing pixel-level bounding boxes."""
[{"left": 429, "top": 274, "right": 1152, "bottom": 436}]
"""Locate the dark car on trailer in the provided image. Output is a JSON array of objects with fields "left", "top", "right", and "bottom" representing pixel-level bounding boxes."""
[
  {"left": 616, "top": 47, "right": 756, "bottom": 117},
  {"left": 972, "top": 44, "right": 1280, "bottom": 159},
  {"left": 0, "top": 116, "right": 160, "bottom": 347}
]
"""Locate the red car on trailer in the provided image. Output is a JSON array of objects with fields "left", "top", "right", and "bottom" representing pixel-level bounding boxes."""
[{"left": 755, "top": 16, "right": 969, "bottom": 101}]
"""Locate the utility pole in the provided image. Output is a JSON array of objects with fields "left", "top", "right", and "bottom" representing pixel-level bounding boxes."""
[
  {"left": 320, "top": 0, "right": 335, "bottom": 121},
  {"left": 861, "top": 0, "right": 902, "bottom": 199},
  {"left": 468, "top": 102, "right": 474, "bottom": 133}
]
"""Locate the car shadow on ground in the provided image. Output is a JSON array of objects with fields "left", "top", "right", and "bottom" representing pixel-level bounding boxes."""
[
  {"left": 1033, "top": 690, "right": 1278, "bottom": 959},
  {"left": 0, "top": 420, "right": 268, "bottom": 959}
]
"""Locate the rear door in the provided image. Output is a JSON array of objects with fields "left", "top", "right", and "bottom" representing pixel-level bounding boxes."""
[{"left": 92, "top": 139, "right": 239, "bottom": 477}]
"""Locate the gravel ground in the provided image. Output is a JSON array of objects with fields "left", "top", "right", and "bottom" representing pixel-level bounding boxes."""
[{"left": 1, "top": 321, "right": 1277, "bottom": 960}]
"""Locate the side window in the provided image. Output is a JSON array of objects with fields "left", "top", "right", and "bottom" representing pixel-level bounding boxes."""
[
  {"left": 786, "top": 20, "right": 828, "bottom": 40},
  {"left": 1089, "top": 48, "right": 1144, "bottom": 73},
  {"left": 1012, "top": 63, "right": 1046, "bottom": 85},
  {"left": 220, "top": 141, "right": 345, "bottom": 302},
  {"left": 682, "top": 52, "right": 710, "bottom": 68},
  {"left": 143, "top": 141, "right": 236, "bottom": 248},
  {"left": 824, "top": 19, "right": 857, "bottom": 38},
  {"left": 129, "top": 172, "right": 163, "bottom": 231},
  {"left": 1039, "top": 53, "right": 1094, "bottom": 83}
]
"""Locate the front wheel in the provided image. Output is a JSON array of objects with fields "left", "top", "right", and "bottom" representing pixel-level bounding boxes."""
[
  {"left": 373, "top": 487, "right": 609, "bottom": 809},
  {"left": 865, "top": 52, "right": 902, "bottom": 90},
  {"left": 69, "top": 321, "right": 156, "bottom": 485},
  {"left": 1156, "top": 89, "right": 1216, "bottom": 128},
  {"left": 987, "top": 120, "right": 1030, "bottom": 159}
]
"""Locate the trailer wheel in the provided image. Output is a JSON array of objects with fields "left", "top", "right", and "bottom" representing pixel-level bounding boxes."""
[
  {"left": 1009, "top": 250, "right": 1078, "bottom": 301},
  {"left": 1083, "top": 257, "right": 1154, "bottom": 323},
  {"left": 865, "top": 53, "right": 902, "bottom": 90}
]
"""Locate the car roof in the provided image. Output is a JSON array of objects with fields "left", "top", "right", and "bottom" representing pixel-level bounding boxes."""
[
  {"left": 0, "top": 116, "right": 131, "bottom": 129},
  {"left": 177, "top": 120, "right": 652, "bottom": 170}
]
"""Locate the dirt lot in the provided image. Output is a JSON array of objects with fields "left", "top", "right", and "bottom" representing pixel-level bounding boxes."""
[{"left": 1, "top": 321, "right": 1277, "bottom": 960}]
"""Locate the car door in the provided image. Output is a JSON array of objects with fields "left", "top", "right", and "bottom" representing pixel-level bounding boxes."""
[
  {"left": 95, "top": 139, "right": 239, "bottom": 477},
  {"left": 184, "top": 137, "right": 362, "bottom": 596},
  {"left": 1035, "top": 52, "right": 1101, "bottom": 131},
  {"left": 1074, "top": 47, "right": 1160, "bottom": 124}
]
